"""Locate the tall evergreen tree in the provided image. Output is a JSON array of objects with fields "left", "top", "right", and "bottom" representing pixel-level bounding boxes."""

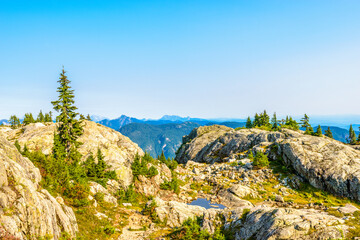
[
  {"left": 325, "top": 127, "right": 333, "bottom": 138},
  {"left": 23, "top": 113, "right": 35, "bottom": 125},
  {"left": 9, "top": 115, "right": 20, "bottom": 129},
  {"left": 158, "top": 150, "right": 167, "bottom": 162},
  {"left": 271, "top": 113, "right": 279, "bottom": 130},
  {"left": 86, "top": 114, "right": 92, "bottom": 121},
  {"left": 44, "top": 111, "right": 53, "bottom": 122},
  {"left": 253, "top": 113, "right": 260, "bottom": 127},
  {"left": 260, "top": 110, "right": 270, "bottom": 127},
  {"left": 315, "top": 125, "right": 322, "bottom": 137},
  {"left": 95, "top": 149, "right": 107, "bottom": 179},
  {"left": 245, "top": 117, "right": 252, "bottom": 128},
  {"left": 349, "top": 125, "right": 357, "bottom": 144},
  {"left": 300, "top": 114, "right": 310, "bottom": 128},
  {"left": 51, "top": 68, "right": 83, "bottom": 161},
  {"left": 37, "top": 110, "right": 45, "bottom": 122},
  {"left": 305, "top": 125, "right": 314, "bottom": 135}
]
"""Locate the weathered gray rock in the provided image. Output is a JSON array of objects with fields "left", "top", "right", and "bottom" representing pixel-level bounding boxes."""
[
  {"left": 176, "top": 126, "right": 360, "bottom": 202},
  {"left": 176, "top": 125, "right": 232, "bottom": 164},
  {"left": 89, "top": 181, "right": 118, "bottom": 207},
  {"left": 229, "top": 184, "right": 258, "bottom": 199},
  {"left": 0, "top": 133, "right": 77, "bottom": 240},
  {"left": 338, "top": 203, "right": 359, "bottom": 215},
  {"left": 2, "top": 121, "right": 144, "bottom": 188},
  {"left": 225, "top": 206, "right": 347, "bottom": 240},
  {"left": 217, "top": 189, "right": 254, "bottom": 208},
  {"left": 150, "top": 197, "right": 207, "bottom": 227}
]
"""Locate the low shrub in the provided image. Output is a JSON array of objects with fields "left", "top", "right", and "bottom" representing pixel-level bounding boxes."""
[{"left": 252, "top": 151, "right": 269, "bottom": 168}]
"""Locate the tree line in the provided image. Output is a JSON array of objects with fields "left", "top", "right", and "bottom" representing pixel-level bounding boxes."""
[{"left": 244, "top": 111, "right": 333, "bottom": 138}]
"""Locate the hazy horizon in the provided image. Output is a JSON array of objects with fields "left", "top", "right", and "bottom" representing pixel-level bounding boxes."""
[{"left": 1, "top": 1, "right": 360, "bottom": 119}]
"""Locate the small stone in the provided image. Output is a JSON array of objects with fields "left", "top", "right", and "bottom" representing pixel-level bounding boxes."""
[{"left": 275, "top": 195, "right": 284, "bottom": 203}]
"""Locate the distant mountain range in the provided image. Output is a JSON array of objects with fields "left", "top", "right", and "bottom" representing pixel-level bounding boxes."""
[
  {"left": 93, "top": 115, "right": 360, "bottom": 158},
  {"left": 0, "top": 119, "right": 8, "bottom": 125},
  {"left": 119, "top": 122, "right": 201, "bottom": 159}
]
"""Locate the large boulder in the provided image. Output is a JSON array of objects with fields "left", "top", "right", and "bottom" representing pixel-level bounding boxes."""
[
  {"left": 278, "top": 133, "right": 360, "bottom": 202},
  {"left": 0, "top": 133, "right": 77, "bottom": 239},
  {"left": 175, "top": 125, "right": 232, "bottom": 164},
  {"left": 2, "top": 121, "right": 144, "bottom": 188},
  {"left": 150, "top": 197, "right": 207, "bottom": 227},
  {"left": 176, "top": 127, "right": 283, "bottom": 164},
  {"left": 176, "top": 126, "right": 360, "bottom": 202},
  {"left": 226, "top": 206, "right": 347, "bottom": 240}
]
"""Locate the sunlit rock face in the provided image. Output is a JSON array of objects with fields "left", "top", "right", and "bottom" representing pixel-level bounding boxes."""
[
  {"left": 0, "top": 133, "right": 78, "bottom": 239},
  {"left": 2, "top": 120, "right": 144, "bottom": 188}
]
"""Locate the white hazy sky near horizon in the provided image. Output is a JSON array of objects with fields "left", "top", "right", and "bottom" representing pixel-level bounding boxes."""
[{"left": 1, "top": 0, "right": 360, "bottom": 120}]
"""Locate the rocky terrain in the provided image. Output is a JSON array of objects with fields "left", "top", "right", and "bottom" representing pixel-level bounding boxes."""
[
  {"left": 1, "top": 123, "right": 360, "bottom": 239},
  {"left": 1, "top": 121, "right": 143, "bottom": 188},
  {"left": 0, "top": 132, "right": 77, "bottom": 239}
]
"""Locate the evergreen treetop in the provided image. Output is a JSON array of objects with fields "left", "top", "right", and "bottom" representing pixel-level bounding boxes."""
[
  {"left": 245, "top": 117, "right": 252, "bottom": 128},
  {"left": 325, "top": 127, "right": 333, "bottom": 138},
  {"left": 51, "top": 68, "right": 83, "bottom": 160},
  {"left": 300, "top": 114, "right": 310, "bottom": 129},
  {"left": 349, "top": 125, "right": 357, "bottom": 145},
  {"left": 315, "top": 125, "right": 322, "bottom": 137}
]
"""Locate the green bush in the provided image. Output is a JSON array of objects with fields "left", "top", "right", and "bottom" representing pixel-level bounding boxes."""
[
  {"left": 169, "top": 217, "right": 225, "bottom": 240},
  {"left": 160, "top": 177, "right": 180, "bottom": 194},
  {"left": 82, "top": 149, "right": 117, "bottom": 187},
  {"left": 252, "top": 151, "right": 269, "bottom": 168},
  {"left": 131, "top": 153, "right": 159, "bottom": 180}
]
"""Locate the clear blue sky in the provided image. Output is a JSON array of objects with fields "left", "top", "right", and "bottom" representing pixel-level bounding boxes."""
[{"left": 1, "top": 0, "right": 360, "bottom": 119}]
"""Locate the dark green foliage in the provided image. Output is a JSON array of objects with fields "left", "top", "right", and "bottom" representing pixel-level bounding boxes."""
[
  {"left": 131, "top": 152, "right": 158, "bottom": 180},
  {"left": 116, "top": 185, "right": 148, "bottom": 207},
  {"left": 82, "top": 149, "right": 117, "bottom": 187},
  {"left": 248, "top": 151, "right": 254, "bottom": 160},
  {"left": 271, "top": 113, "right": 279, "bottom": 130},
  {"left": 44, "top": 111, "right": 53, "bottom": 122},
  {"left": 147, "top": 166, "right": 159, "bottom": 178},
  {"left": 84, "top": 154, "right": 97, "bottom": 178},
  {"left": 37, "top": 110, "right": 45, "bottom": 122},
  {"left": 304, "top": 125, "right": 314, "bottom": 135},
  {"left": 22, "top": 149, "right": 89, "bottom": 206},
  {"left": 252, "top": 151, "right": 269, "bottom": 168},
  {"left": 86, "top": 114, "right": 92, "bottom": 121},
  {"left": 51, "top": 68, "right": 83, "bottom": 160},
  {"left": 23, "top": 113, "right": 35, "bottom": 125},
  {"left": 325, "top": 127, "right": 333, "bottom": 138},
  {"left": 158, "top": 150, "right": 178, "bottom": 170},
  {"left": 79, "top": 114, "right": 86, "bottom": 120},
  {"left": 14, "top": 140, "right": 21, "bottom": 152},
  {"left": 245, "top": 117, "right": 252, "bottom": 128},
  {"left": 314, "top": 125, "right": 322, "bottom": 137},
  {"left": 169, "top": 217, "right": 225, "bottom": 240},
  {"left": 253, "top": 111, "right": 271, "bottom": 128},
  {"left": 349, "top": 125, "right": 357, "bottom": 144},
  {"left": 143, "top": 199, "right": 161, "bottom": 223},
  {"left": 160, "top": 174, "right": 180, "bottom": 194},
  {"left": 281, "top": 116, "right": 300, "bottom": 130},
  {"left": 301, "top": 114, "right": 315, "bottom": 135},
  {"left": 9, "top": 115, "right": 20, "bottom": 129},
  {"left": 300, "top": 114, "right": 310, "bottom": 129}
]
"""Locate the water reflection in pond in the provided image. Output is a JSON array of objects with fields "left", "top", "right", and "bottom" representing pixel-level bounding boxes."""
[{"left": 189, "top": 198, "right": 226, "bottom": 209}]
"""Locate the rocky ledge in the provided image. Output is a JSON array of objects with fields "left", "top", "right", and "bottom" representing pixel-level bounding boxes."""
[
  {"left": 1, "top": 121, "right": 144, "bottom": 188},
  {"left": 176, "top": 126, "right": 360, "bottom": 202},
  {"left": 0, "top": 133, "right": 77, "bottom": 239}
]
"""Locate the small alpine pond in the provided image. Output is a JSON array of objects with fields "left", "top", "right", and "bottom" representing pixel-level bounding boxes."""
[{"left": 189, "top": 198, "right": 226, "bottom": 209}]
